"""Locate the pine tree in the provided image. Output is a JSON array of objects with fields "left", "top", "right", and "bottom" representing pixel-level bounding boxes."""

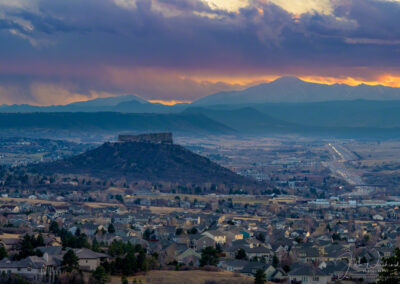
[
  {"left": 92, "top": 238, "right": 100, "bottom": 252},
  {"left": 121, "top": 276, "right": 128, "bottom": 284},
  {"left": 91, "top": 266, "right": 109, "bottom": 284},
  {"left": 254, "top": 269, "right": 266, "bottom": 284},
  {"left": 49, "top": 221, "right": 59, "bottom": 234},
  {"left": 108, "top": 223, "right": 116, "bottom": 234},
  {"left": 62, "top": 249, "right": 79, "bottom": 272},
  {"left": 0, "top": 246, "right": 7, "bottom": 260},
  {"left": 235, "top": 248, "right": 247, "bottom": 260},
  {"left": 272, "top": 254, "right": 279, "bottom": 268},
  {"left": 378, "top": 248, "right": 400, "bottom": 284},
  {"left": 200, "top": 246, "right": 219, "bottom": 266}
]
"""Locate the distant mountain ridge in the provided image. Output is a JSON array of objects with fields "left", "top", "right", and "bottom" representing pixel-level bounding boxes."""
[
  {"left": 2, "top": 77, "right": 400, "bottom": 113},
  {"left": 193, "top": 77, "right": 400, "bottom": 105},
  {"left": 67, "top": 94, "right": 148, "bottom": 107},
  {"left": 0, "top": 112, "right": 233, "bottom": 134},
  {"left": 183, "top": 101, "right": 400, "bottom": 137},
  {"left": 184, "top": 107, "right": 296, "bottom": 133},
  {"left": 0, "top": 94, "right": 187, "bottom": 113},
  {"left": 1, "top": 77, "right": 400, "bottom": 138}
]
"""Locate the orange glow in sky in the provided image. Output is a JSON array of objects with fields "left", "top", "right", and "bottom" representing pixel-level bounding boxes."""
[
  {"left": 148, "top": 100, "right": 192, "bottom": 105},
  {"left": 68, "top": 74, "right": 400, "bottom": 106},
  {"left": 299, "top": 75, "right": 400, "bottom": 88},
  {"left": 187, "top": 74, "right": 400, "bottom": 89}
]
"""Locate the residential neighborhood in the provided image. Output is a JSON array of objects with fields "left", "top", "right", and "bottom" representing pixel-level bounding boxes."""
[{"left": 0, "top": 186, "right": 397, "bottom": 283}]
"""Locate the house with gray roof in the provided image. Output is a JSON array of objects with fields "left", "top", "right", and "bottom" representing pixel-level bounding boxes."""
[
  {"left": 72, "top": 248, "right": 109, "bottom": 271},
  {"left": 288, "top": 263, "right": 330, "bottom": 284},
  {"left": 0, "top": 254, "right": 62, "bottom": 282}
]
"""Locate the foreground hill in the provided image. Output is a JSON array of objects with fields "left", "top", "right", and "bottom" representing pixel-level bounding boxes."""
[{"left": 29, "top": 141, "right": 253, "bottom": 187}]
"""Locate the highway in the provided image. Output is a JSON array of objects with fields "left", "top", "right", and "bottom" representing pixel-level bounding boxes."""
[{"left": 326, "top": 143, "right": 372, "bottom": 196}]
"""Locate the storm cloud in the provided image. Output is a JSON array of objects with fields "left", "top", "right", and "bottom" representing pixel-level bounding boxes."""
[{"left": 0, "top": 0, "right": 399, "bottom": 104}]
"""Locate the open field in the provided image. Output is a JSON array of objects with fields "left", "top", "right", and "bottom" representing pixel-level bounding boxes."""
[
  {"left": 139, "top": 206, "right": 201, "bottom": 214},
  {"left": 0, "top": 197, "right": 125, "bottom": 209},
  {"left": 0, "top": 233, "right": 21, "bottom": 238},
  {"left": 110, "top": 270, "right": 255, "bottom": 284},
  {"left": 345, "top": 140, "right": 400, "bottom": 164},
  {"left": 82, "top": 201, "right": 125, "bottom": 208},
  {"left": 0, "top": 197, "right": 67, "bottom": 206},
  {"left": 132, "top": 193, "right": 272, "bottom": 205}
]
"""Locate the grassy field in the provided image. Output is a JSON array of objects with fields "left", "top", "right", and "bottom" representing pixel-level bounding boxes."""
[
  {"left": 110, "top": 270, "right": 254, "bottom": 284},
  {"left": 131, "top": 193, "right": 272, "bottom": 205},
  {"left": 140, "top": 206, "right": 202, "bottom": 214},
  {"left": 0, "top": 197, "right": 66, "bottom": 206},
  {"left": 0, "top": 197, "right": 125, "bottom": 209}
]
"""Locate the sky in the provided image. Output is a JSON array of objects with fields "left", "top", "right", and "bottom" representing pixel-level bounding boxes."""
[{"left": 0, "top": 0, "right": 400, "bottom": 105}]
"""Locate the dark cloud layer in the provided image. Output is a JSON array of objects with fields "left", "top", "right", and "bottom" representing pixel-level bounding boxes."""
[{"left": 0, "top": 0, "right": 400, "bottom": 104}]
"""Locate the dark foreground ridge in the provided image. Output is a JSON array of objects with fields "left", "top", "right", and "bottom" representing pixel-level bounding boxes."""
[{"left": 28, "top": 136, "right": 254, "bottom": 187}]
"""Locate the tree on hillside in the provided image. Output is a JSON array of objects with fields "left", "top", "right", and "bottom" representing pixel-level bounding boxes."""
[
  {"left": 115, "top": 194, "right": 124, "bottom": 204},
  {"left": 17, "top": 234, "right": 43, "bottom": 259},
  {"left": 62, "top": 249, "right": 79, "bottom": 272},
  {"left": 121, "top": 275, "right": 128, "bottom": 284},
  {"left": 272, "top": 254, "right": 279, "bottom": 268},
  {"left": 57, "top": 270, "right": 85, "bottom": 284},
  {"left": 92, "top": 238, "right": 100, "bottom": 252},
  {"left": 254, "top": 269, "right": 266, "bottom": 284},
  {"left": 36, "top": 234, "right": 44, "bottom": 247},
  {"left": 103, "top": 241, "right": 148, "bottom": 276},
  {"left": 59, "top": 229, "right": 90, "bottom": 249},
  {"left": 143, "top": 228, "right": 155, "bottom": 241},
  {"left": 187, "top": 227, "right": 198, "bottom": 234},
  {"left": 108, "top": 223, "right": 116, "bottom": 234},
  {"left": 90, "top": 266, "right": 109, "bottom": 284},
  {"left": 378, "top": 247, "right": 400, "bottom": 284},
  {"left": 0, "top": 246, "right": 7, "bottom": 260},
  {"left": 200, "top": 246, "right": 219, "bottom": 267},
  {"left": 235, "top": 248, "right": 247, "bottom": 260},
  {"left": 256, "top": 232, "right": 266, "bottom": 243},
  {"left": 18, "top": 234, "right": 34, "bottom": 259}
]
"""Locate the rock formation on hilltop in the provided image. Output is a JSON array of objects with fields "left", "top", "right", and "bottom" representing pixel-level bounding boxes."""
[{"left": 28, "top": 135, "right": 255, "bottom": 190}]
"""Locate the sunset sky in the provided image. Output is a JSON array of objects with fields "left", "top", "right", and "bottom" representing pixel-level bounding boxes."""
[{"left": 1, "top": 0, "right": 400, "bottom": 105}]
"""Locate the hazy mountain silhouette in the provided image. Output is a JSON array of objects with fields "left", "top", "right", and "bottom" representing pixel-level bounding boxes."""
[
  {"left": 67, "top": 94, "right": 148, "bottom": 107},
  {"left": 1, "top": 78, "right": 400, "bottom": 137},
  {"left": 193, "top": 77, "right": 400, "bottom": 105},
  {"left": 2, "top": 77, "right": 400, "bottom": 112},
  {"left": 184, "top": 107, "right": 296, "bottom": 133},
  {"left": 0, "top": 112, "right": 233, "bottom": 134}
]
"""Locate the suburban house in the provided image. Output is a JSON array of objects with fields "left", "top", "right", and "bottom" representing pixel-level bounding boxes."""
[
  {"left": 0, "top": 254, "right": 62, "bottom": 282},
  {"left": 73, "top": 248, "right": 109, "bottom": 271},
  {"left": 202, "top": 230, "right": 226, "bottom": 244},
  {"left": 288, "top": 263, "right": 330, "bottom": 284}
]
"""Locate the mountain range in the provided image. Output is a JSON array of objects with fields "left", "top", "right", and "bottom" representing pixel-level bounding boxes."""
[
  {"left": 0, "top": 95, "right": 185, "bottom": 113},
  {"left": 0, "top": 112, "right": 233, "bottom": 134},
  {"left": 2, "top": 77, "right": 400, "bottom": 112},
  {"left": 2, "top": 77, "right": 400, "bottom": 137},
  {"left": 193, "top": 77, "right": 400, "bottom": 105}
]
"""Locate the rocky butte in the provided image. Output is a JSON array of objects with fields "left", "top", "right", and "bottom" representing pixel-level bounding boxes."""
[
  {"left": 28, "top": 131, "right": 258, "bottom": 189},
  {"left": 118, "top": 132, "right": 173, "bottom": 144}
]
